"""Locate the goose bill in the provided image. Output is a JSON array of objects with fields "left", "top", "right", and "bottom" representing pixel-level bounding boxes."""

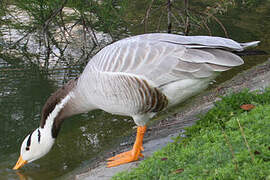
[{"left": 13, "top": 156, "right": 27, "bottom": 170}]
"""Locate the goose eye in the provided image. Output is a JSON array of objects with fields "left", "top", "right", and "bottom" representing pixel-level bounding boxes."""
[{"left": 26, "top": 147, "right": 30, "bottom": 151}]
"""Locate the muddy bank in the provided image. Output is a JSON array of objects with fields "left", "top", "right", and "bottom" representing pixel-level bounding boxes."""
[{"left": 75, "top": 58, "right": 270, "bottom": 180}]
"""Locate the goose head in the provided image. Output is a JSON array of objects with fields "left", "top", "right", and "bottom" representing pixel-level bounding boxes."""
[
  {"left": 13, "top": 80, "right": 78, "bottom": 170},
  {"left": 13, "top": 128, "right": 55, "bottom": 170}
]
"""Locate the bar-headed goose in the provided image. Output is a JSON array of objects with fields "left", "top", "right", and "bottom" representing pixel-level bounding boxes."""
[{"left": 13, "top": 33, "right": 259, "bottom": 169}]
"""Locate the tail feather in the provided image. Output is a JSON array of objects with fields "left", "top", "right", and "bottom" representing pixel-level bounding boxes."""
[{"left": 240, "top": 41, "right": 260, "bottom": 49}]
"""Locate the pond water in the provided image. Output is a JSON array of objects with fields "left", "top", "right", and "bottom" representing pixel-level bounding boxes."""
[{"left": 0, "top": 1, "right": 270, "bottom": 180}]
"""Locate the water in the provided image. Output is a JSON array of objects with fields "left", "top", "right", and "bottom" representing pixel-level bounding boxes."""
[
  {"left": 0, "top": 59, "right": 135, "bottom": 179},
  {"left": 0, "top": 1, "right": 270, "bottom": 179}
]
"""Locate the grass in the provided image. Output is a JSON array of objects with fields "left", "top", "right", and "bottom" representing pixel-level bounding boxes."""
[{"left": 112, "top": 89, "right": 270, "bottom": 180}]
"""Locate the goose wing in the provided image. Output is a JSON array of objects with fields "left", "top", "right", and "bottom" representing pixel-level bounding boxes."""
[{"left": 85, "top": 33, "right": 247, "bottom": 87}]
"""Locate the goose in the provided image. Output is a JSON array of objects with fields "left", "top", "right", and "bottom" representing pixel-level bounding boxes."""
[{"left": 13, "top": 33, "right": 259, "bottom": 169}]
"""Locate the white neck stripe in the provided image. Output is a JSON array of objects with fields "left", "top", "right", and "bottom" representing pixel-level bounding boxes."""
[{"left": 43, "top": 92, "right": 74, "bottom": 129}]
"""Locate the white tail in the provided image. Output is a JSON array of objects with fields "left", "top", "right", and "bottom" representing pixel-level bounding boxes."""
[{"left": 240, "top": 41, "right": 260, "bottom": 49}]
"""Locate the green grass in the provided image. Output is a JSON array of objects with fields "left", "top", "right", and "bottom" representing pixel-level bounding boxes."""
[{"left": 113, "top": 89, "right": 270, "bottom": 180}]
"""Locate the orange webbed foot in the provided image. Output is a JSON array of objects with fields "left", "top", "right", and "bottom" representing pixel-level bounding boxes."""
[
  {"left": 107, "top": 126, "right": 146, "bottom": 167},
  {"left": 107, "top": 149, "right": 144, "bottom": 167}
]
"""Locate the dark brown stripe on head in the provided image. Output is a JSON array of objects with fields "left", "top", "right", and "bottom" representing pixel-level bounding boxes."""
[
  {"left": 38, "top": 129, "right": 41, "bottom": 143},
  {"left": 26, "top": 132, "right": 33, "bottom": 151}
]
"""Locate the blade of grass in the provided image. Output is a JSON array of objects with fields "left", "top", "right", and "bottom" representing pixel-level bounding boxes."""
[{"left": 237, "top": 118, "right": 255, "bottom": 162}]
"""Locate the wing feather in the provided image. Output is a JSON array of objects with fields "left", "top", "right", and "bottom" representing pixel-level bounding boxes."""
[
  {"left": 135, "top": 33, "right": 244, "bottom": 51},
  {"left": 85, "top": 33, "right": 248, "bottom": 88},
  {"left": 202, "top": 49, "right": 244, "bottom": 66}
]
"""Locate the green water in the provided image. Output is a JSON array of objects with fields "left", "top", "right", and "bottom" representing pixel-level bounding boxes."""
[
  {"left": 0, "top": 1, "right": 270, "bottom": 180},
  {"left": 0, "top": 61, "right": 135, "bottom": 179}
]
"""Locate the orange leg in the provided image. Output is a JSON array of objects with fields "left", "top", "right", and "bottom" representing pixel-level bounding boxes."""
[{"left": 107, "top": 126, "right": 147, "bottom": 167}]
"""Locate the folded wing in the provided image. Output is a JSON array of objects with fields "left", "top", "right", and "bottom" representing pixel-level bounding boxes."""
[{"left": 86, "top": 33, "right": 257, "bottom": 87}]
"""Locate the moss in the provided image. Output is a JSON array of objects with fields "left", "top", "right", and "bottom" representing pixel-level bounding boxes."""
[{"left": 113, "top": 89, "right": 270, "bottom": 179}]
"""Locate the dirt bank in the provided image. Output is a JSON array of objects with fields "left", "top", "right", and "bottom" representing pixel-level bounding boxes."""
[{"left": 75, "top": 58, "right": 270, "bottom": 180}]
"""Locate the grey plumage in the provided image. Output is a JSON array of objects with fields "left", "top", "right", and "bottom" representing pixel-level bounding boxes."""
[
  {"left": 13, "top": 33, "right": 260, "bottom": 170},
  {"left": 50, "top": 33, "right": 260, "bottom": 126}
]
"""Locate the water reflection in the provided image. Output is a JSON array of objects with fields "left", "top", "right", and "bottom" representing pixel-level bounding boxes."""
[{"left": 16, "top": 171, "right": 28, "bottom": 180}]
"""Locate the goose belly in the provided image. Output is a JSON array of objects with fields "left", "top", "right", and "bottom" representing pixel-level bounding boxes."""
[{"left": 161, "top": 77, "right": 214, "bottom": 107}]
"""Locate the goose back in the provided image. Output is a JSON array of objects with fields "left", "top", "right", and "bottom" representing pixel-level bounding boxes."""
[
  {"left": 74, "top": 33, "right": 254, "bottom": 115},
  {"left": 83, "top": 33, "right": 244, "bottom": 87}
]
